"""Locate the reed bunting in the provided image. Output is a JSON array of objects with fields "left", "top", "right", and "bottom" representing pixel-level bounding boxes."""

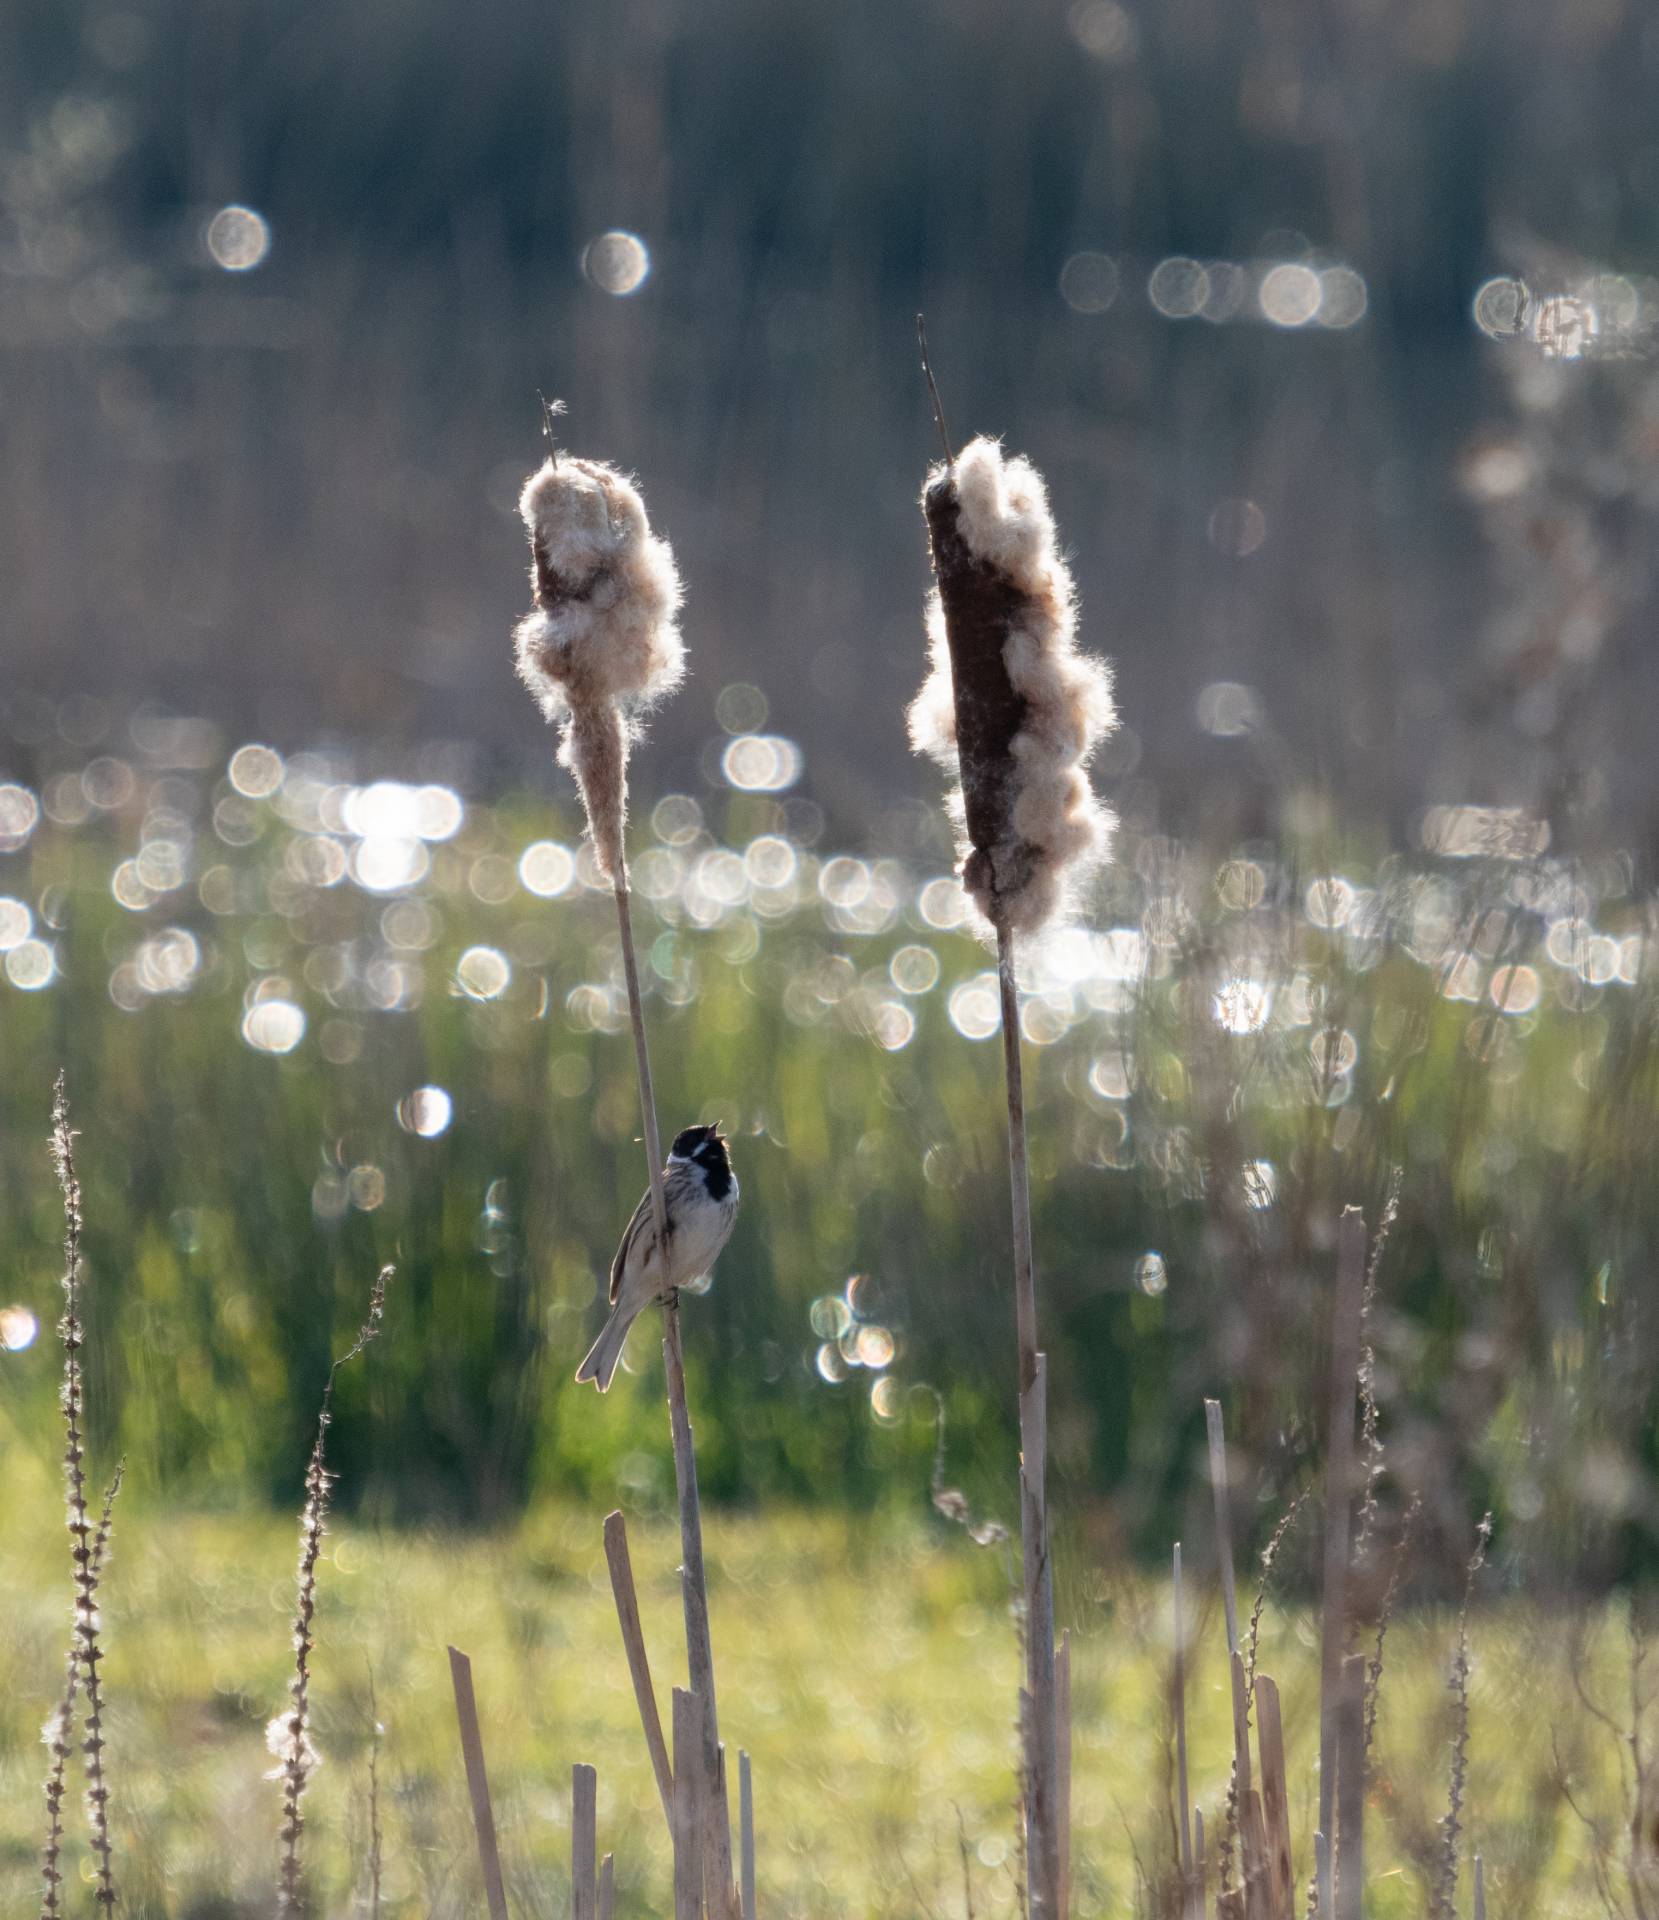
[{"left": 575, "top": 1123, "right": 739, "bottom": 1392}]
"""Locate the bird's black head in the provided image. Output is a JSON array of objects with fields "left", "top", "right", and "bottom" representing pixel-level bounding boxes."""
[{"left": 670, "top": 1123, "right": 733, "bottom": 1192}]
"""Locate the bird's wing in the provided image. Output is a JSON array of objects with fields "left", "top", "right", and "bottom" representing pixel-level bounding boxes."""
[{"left": 609, "top": 1185, "right": 660, "bottom": 1303}]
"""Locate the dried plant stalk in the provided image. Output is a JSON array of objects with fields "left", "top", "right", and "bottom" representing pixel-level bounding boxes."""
[
  {"left": 1334, "top": 1654, "right": 1365, "bottom": 1920},
  {"left": 600, "top": 1853, "right": 616, "bottom": 1920},
  {"left": 739, "top": 1749, "right": 756, "bottom": 1920},
  {"left": 515, "top": 437, "right": 733, "bottom": 1917},
  {"left": 1055, "top": 1631, "right": 1072, "bottom": 1920},
  {"left": 1204, "top": 1400, "right": 1240, "bottom": 1660},
  {"left": 604, "top": 1509, "right": 675, "bottom": 1826},
  {"left": 1173, "top": 1543, "right": 1196, "bottom": 1918},
  {"left": 1316, "top": 1209, "right": 1367, "bottom": 1918},
  {"left": 672, "top": 1689, "right": 706, "bottom": 1920},
  {"left": 447, "top": 1646, "right": 510, "bottom": 1920},
  {"left": 909, "top": 388, "right": 1117, "bottom": 1920},
  {"left": 1431, "top": 1515, "right": 1493, "bottom": 1920},
  {"left": 276, "top": 1264, "right": 391, "bottom": 1915},
  {"left": 40, "top": 1456, "right": 122, "bottom": 1920},
  {"left": 1256, "top": 1676, "right": 1293, "bottom": 1920},
  {"left": 1364, "top": 1492, "right": 1421, "bottom": 1752},
  {"left": 47, "top": 1076, "right": 117, "bottom": 1913},
  {"left": 573, "top": 1763, "right": 598, "bottom": 1920}
]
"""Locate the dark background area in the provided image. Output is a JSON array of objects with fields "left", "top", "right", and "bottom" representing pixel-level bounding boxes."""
[{"left": 4, "top": 0, "right": 1657, "bottom": 843}]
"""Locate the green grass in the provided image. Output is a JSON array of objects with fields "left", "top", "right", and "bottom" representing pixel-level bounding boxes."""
[{"left": 0, "top": 1456, "right": 1635, "bottom": 1918}]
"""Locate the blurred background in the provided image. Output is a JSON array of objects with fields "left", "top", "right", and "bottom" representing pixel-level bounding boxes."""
[{"left": 2, "top": 0, "right": 1658, "bottom": 1582}]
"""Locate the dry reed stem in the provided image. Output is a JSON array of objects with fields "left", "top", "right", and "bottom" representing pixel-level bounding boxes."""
[
  {"left": 40, "top": 1456, "right": 122, "bottom": 1920},
  {"left": 1194, "top": 1809, "right": 1207, "bottom": 1920},
  {"left": 739, "top": 1750, "right": 756, "bottom": 1920},
  {"left": 573, "top": 1763, "right": 598, "bottom": 1920},
  {"left": 614, "top": 865, "right": 736, "bottom": 1919},
  {"left": 1055, "top": 1631, "right": 1072, "bottom": 1920},
  {"left": 672, "top": 1689, "right": 706, "bottom": 1920},
  {"left": 1431, "top": 1514, "right": 1493, "bottom": 1920},
  {"left": 447, "top": 1646, "right": 509, "bottom": 1920},
  {"left": 1204, "top": 1400, "right": 1240, "bottom": 1658},
  {"left": 1334, "top": 1654, "right": 1366, "bottom": 1920},
  {"left": 1000, "top": 929, "right": 1059, "bottom": 1920},
  {"left": 1227, "top": 1650, "right": 1262, "bottom": 1913},
  {"left": 1173, "top": 1542, "right": 1195, "bottom": 1909},
  {"left": 600, "top": 1853, "right": 616, "bottom": 1920},
  {"left": 1255, "top": 1676, "right": 1293, "bottom": 1920},
  {"left": 603, "top": 1509, "right": 675, "bottom": 1826},
  {"left": 366, "top": 1671, "right": 383, "bottom": 1920},
  {"left": 277, "top": 1264, "right": 391, "bottom": 1916},
  {"left": 1317, "top": 1209, "right": 1368, "bottom": 1917},
  {"left": 48, "top": 1077, "right": 117, "bottom": 1912},
  {"left": 1473, "top": 1853, "right": 1485, "bottom": 1920}
]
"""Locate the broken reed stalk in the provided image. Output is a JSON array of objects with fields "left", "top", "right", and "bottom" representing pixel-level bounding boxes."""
[
  {"left": 573, "top": 1763, "right": 599, "bottom": 1920},
  {"left": 515, "top": 440, "right": 735, "bottom": 1917},
  {"left": 1473, "top": 1853, "right": 1485, "bottom": 1920},
  {"left": 1056, "top": 1630, "right": 1072, "bottom": 1920},
  {"left": 1316, "top": 1209, "right": 1367, "bottom": 1920},
  {"left": 603, "top": 1509, "right": 675, "bottom": 1827},
  {"left": 600, "top": 1853, "right": 616, "bottom": 1920},
  {"left": 739, "top": 1750, "right": 756, "bottom": 1920},
  {"left": 48, "top": 1076, "right": 117, "bottom": 1913},
  {"left": 1255, "top": 1676, "right": 1294, "bottom": 1920},
  {"left": 366, "top": 1673, "right": 383, "bottom": 1920},
  {"left": 447, "top": 1646, "right": 510, "bottom": 1920},
  {"left": 1173, "top": 1543, "right": 1196, "bottom": 1918},
  {"left": 672, "top": 1689, "right": 706, "bottom": 1920},
  {"left": 909, "top": 373, "right": 1116, "bottom": 1920},
  {"left": 1194, "top": 1808, "right": 1207, "bottom": 1920},
  {"left": 1334, "top": 1654, "right": 1365, "bottom": 1920},
  {"left": 40, "top": 1457, "right": 123, "bottom": 1920},
  {"left": 277, "top": 1264, "right": 392, "bottom": 1916}
]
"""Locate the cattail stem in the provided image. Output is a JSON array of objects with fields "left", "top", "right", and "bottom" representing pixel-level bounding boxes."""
[
  {"left": 1317, "top": 1210, "right": 1368, "bottom": 1915},
  {"left": 1173, "top": 1542, "right": 1195, "bottom": 1914},
  {"left": 997, "top": 924, "right": 1059, "bottom": 1920},
  {"left": 612, "top": 864, "right": 735, "bottom": 1917}
]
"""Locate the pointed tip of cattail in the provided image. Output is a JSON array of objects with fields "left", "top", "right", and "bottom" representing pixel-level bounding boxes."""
[{"left": 910, "top": 435, "right": 1117, "bottom": 940}]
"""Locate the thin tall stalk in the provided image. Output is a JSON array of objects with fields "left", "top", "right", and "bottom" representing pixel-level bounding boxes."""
[
  {"left": 614, "top": 865, "right": 735, "bottom": 1917},
  {"left": 998, "top": 925, "right": 1060, "bottom": 1920}
]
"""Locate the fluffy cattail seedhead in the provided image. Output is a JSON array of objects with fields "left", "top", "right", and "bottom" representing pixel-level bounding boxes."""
[
  {"left": 909, "top": 436, "right": 1116, "bottom": 938},
  {"left": 514, "top": 455, "right": 685, "bottom": 879}
]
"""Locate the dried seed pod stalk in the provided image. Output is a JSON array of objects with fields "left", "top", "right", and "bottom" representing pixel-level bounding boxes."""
[
  {"left": 513, "top": 438, "right": 735, "bottom": 1917},
  {"left": 909, "top": 427, "right": 1115, "bottom": 1920},
  {"left": 514, "top": 455, "right": 685, "bottom": 879},
  {"left": 909, "top": 436, "right": 1116, "bottom": 939}
]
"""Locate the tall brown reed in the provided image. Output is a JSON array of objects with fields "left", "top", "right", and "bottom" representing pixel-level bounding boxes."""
[
  {"left": 514, "top": 425, "right": 736, "bottom": 1914},
  {"left": 908, "top": 326, "right": 1117, "bottom": 1920},
  {"left": 274, "top": 1263, "right": 392, "bottom": 1915},
  {"left": 47, "top": 1075, "right": 118, "bottom": 1911}
]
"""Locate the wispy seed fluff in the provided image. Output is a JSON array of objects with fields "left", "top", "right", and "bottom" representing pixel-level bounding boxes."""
[
  {"left": 514, "top": 455, "right": 686, "bottom": 879},
  {"left": 909, "top": 436, "right": 1116, "bottom": 937}
]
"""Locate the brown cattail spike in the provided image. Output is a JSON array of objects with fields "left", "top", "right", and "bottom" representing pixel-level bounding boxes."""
[{"left": 910, "top": 437, "right": 1116, "bottom": 937}]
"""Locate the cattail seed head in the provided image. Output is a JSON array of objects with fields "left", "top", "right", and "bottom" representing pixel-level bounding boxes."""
[
  {"left": 909, "top": 435, "right": 1116, "bottom": 938},
  {"left": 514, "top": 454, "right": 685, "bottom": 879}
]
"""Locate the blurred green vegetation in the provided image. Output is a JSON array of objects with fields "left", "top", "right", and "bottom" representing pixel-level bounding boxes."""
[{"left": 0, "top": 743, "right": 1655, "bottom": 1593}]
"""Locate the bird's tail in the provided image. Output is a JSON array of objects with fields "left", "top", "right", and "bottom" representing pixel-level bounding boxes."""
[{"left": 575, "top": 1298, "right": 639, "bottom": 1393}]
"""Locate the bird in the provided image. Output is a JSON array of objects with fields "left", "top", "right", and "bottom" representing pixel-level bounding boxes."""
[{"left": 575, "top": 1123, "right": 739, "bottom": 1392}]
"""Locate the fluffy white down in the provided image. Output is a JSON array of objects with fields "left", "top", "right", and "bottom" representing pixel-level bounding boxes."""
[
  {"left": 513, "top": 456, "right": 685, "bottom": 723},
  {"left": 907, "top": 436, "right": 1117, "bottom": 938}
]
